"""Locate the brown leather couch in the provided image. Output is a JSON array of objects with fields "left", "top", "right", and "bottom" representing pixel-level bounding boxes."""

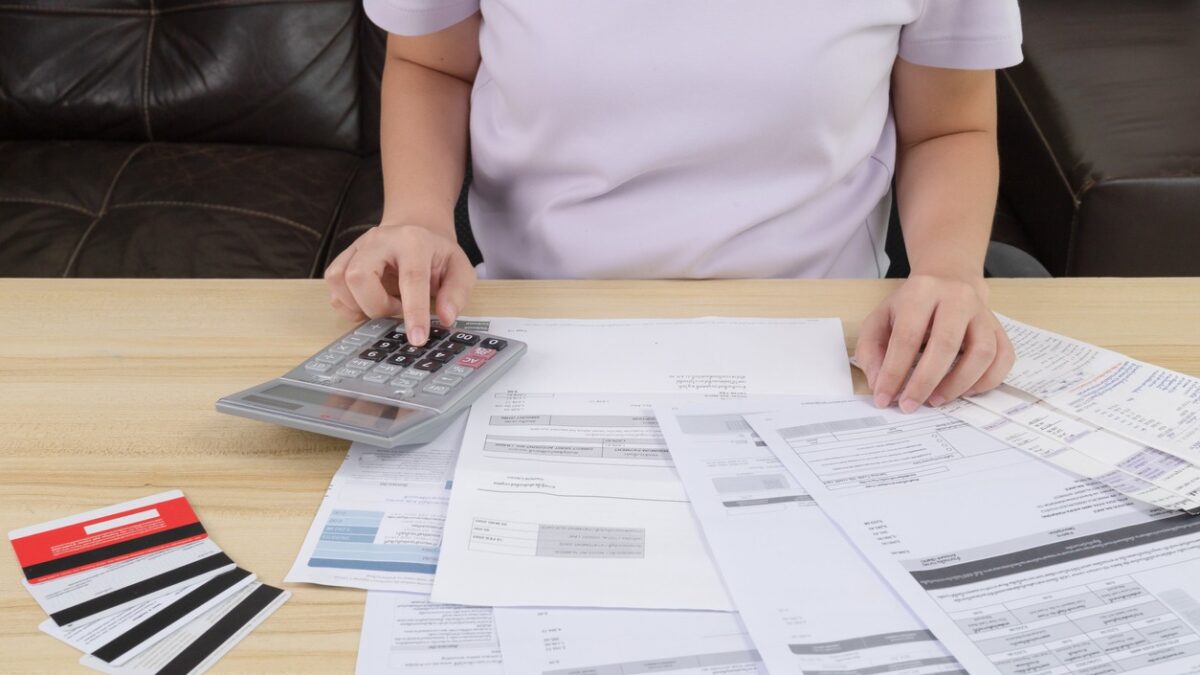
[{"left": 0, "top": 1, "right": 1195, "bottom": 278}]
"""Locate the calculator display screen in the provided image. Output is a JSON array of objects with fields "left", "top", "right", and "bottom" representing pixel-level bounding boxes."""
[{"left": 254, "top": 384, "right": 418, "bottom": 431}]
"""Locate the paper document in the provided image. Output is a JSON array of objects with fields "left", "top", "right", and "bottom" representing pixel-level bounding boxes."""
[
  {"left": 431, "top": 393, "right": 733, "bottom": 610},
  {"left": 750, "top": 399, "right": 1200, "bottom": 675},
  {"left": 289, "top": 316, "right": 850, "bottom": 593},
  {"left": 999, "top": 314, "right": 1200, "bottom": 461},
  {"left": 656, "top": 398, "right": 962, "bottom": 675},
  {"left": 944, "top": 396, "right": 1200, "bottom": 513},
  {"left": 286, "top": 415, "right": 466, "bottom": 591},
  {"left": 474, "top": 316, "right": 851, "bottom": 397},
  {"left": 494, "top": 606, "right": 763, "bottom": 675},
  {"left": 356, "top": 592, "right": 502, "bottom": 674}
]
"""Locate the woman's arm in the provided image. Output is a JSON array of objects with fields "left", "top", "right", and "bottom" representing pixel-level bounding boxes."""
[
  {"left": 855, "top": 58, "right": 1015, "bottom": 412},
  {"left": 325, "top": 15, "right": 481, "bottom": 346}
]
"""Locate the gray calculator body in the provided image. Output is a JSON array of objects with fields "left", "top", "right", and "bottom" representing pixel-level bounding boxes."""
[{"left": 217, "top": 318, "right": 526, "bottom": 446}]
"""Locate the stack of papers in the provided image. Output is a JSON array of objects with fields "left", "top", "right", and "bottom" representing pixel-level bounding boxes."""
[
  {"left": 8, "top": 491, "right": 289, "bottom": 674},
  {"left": 281, "top": 313, "right": 1200, "bottom": 675},
  {"left": 943, "top": 315, "right": 1200, "bottom": 513}
]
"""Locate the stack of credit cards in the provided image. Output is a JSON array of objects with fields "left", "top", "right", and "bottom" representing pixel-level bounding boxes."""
[{"left": 8, "top": 491, "right": 289, "bottom": 674}]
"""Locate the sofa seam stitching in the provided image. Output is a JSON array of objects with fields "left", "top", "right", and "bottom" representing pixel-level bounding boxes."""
[
  {"left": 61, "top": 144, "right": 146, "bottom": 277},
  {"left": 141, "top": 0, "right": 157, "bottom": 141},
  {"left": 0, "top": 197, "right": 95, "bottom": 217},
  {"left": 1001, "top": 69, "right": 1078, "bottom": 204},
  {"left": 310, "top": 161, "right": 362, "bottom": 277},
  {"left": 108, "top": 200, "right": 325, "bottom": 238}
]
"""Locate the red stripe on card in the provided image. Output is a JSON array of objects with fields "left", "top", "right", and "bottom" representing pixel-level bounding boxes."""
[{"left": 11, "top": 497, "right": 200, "bottom": 569}]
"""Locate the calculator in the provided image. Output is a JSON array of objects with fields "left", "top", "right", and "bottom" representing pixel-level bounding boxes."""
[{"left": 216, "top": 318, "right": 526, "bottom": 446}]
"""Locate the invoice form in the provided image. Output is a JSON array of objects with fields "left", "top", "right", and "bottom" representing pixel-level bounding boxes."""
[
  {"left": 749, "top": 399, "right": 1200, "bottom": 675},
  {"left": 656, "top": 398, "right": 962, "bottom": 675},
  {"left": 493, "top": 606, "right": 763, "bottom": 675},
  {"left": 431, "top": 393, "right": 734, "bottom": 610},
  {"left": 288, "top": 317, "right": 850, "bottom": 593},
  {"left": 356, "top": 593, "right": 503, "bottom": 675},
  {"left": 997, "top": 315, "right": 1200, "bottom": 461}
]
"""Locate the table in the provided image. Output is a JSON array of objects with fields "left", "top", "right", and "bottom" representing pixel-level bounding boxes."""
[{"left": 2, "top": 278, "right": 1198, "bottom": 673}]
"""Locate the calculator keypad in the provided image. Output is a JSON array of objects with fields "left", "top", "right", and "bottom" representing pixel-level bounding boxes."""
[{"left": 284, "top": 318, "right": 523, "bottom": 413}]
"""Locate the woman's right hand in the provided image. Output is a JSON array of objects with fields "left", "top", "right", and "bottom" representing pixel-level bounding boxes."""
[{"left": 324, "top": 224, "right": 476, "bottom": 346}]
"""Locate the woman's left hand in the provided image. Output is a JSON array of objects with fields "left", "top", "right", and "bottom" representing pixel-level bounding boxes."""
[{"left": 854, "top": 274, "right": 1014, "bottom": 413}]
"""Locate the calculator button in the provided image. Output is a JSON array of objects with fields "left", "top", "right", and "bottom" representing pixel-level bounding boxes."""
[
  {"left": 480, "top": 338, "right": 508, "bottom": 351},
  {"left": 341, "top": 335, "right": 369, "bottom": 346},
  {"left": 348, "top": 358, "right": 376, "bottom": 370},
  {"left": 336, "top": 367, "right": 365, "bottom": 378},
  {"left": 449, "top": 331, "right": 480, "bottom": 345},
  {"left": 428, "top": 350, "right": 454, "bottom": 363},
  {"left": 373, "top": 363, "right": 403, "bottom": 376},
  {"left": 468, "top": 347, "right": 497, "bottom": 360},
  {"left": 372, "top": 339, "right": 402, "bottom": 352},
  {"left": 403, "top": 368, "right": 431, "bottom": 381},
  {"left": 428, "top": 327, "right": 450, "bottom": 341},
  {"left": 423, "top": 383, "right": 452, "bottom": 396},
  {"left": 437, "top": 340, "right": 465, "bottom": 354},
  {"left": 305, "top": 360, "right": 332, "bottom": 372},
  {"left": 355, "top": 318, "right": 396, "bottom": 337},
  {"left": 307, "top": 374, "right": 341, "bottom": 385},
  {"left": 433, "top": 374, "right": 463, "bottom": 387},
  {"left": 399, "top": 345, "right": 426, "bottom": 357},
  {"left": 457, "top": 355, "right": 487, "bottom": 369},
  {"left": 316, "top": 352, "right": 346, "bottom": 364},
  {"left": 390, "top": 377, "right": 420, "bottom": 389},
  {"left": 362, "top": 371, "right": 391, "bottom": 384},
  {"left": 389, "top": 387, "right": 415, "bottom": 399},
  {"left": 384, "top": 331, "right": 409, "bottom": 343},
  {"left": 330, "top": 342, "right": 356, "bottom": 355},
  {"left": 446, "top": 365, "right": 473, "bottom": 378},
  {"left": 358, "top": 349, "right": 388, "bottom": 362},
  {"left": 414, "top": 359, "right": 443, "bottom": 372},
  {"left": 386, "top": 354, "right": 414, "bottom": 367}
]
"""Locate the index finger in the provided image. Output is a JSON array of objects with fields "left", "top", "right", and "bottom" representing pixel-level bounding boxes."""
[{"left": 398, "top": 256, "right": 433, "bottom": 346}]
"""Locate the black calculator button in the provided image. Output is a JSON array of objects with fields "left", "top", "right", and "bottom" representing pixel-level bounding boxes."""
[
  {"left": 480, "top": 338, "right": 508, "bottom": 351},
  {"left": 386, "top": 353, "right": 414, "bottom": 367},
  {"left": 359, "top": 349, "right": 389, "bottom": 362},
  {"left": 384, "top": 331, "right": 409, "bottom": 343},
  {"left": 428, "top": 327, "right": 450, "bottom": 340},
  {"left": 438, "top": 341, "right": 465, "bottom": 354},
  {"left": 428, "top": 350, "right": 454, "bottom": 363},
  {"left": 414, "top": 359, "right": 443, "bottom": 372},
  {"left": 450, "top": 331, "right": 480, "bottom": 345},
  {"left": 372, "top": 339, "right": 402, "bottom": 352},
  {"left": 399, "top": 345, "right": 426, "bottom": 357}
]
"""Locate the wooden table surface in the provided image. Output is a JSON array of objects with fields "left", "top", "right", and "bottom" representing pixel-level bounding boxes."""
[{"left": 2, "top": 278, "right": 1199, "bottom": 673}]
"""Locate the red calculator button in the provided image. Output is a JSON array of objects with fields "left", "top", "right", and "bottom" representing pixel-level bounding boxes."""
[
  {"left": 469, "top": 347, "right": 497, "bottom": 360},
  {"left": 457, "top": 355, "right": 488, "bottom": 369}
]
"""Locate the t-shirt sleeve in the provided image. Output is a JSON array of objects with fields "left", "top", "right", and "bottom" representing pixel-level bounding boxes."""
[
  {"left": 899, "top": 0, "right": 1023, "bottom": 70},
  {"left": 363, "top": 0, "right": 480, "bottom": 36}
]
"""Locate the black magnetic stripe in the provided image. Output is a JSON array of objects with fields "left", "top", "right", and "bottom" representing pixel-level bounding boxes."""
[
  {"left": 92, "top": 567, "right": 252, "bottom": 663},
  {"left": 156, "top": 584, "right": 285, "bottom": 675},
  {"left": 50, "top": 552, "right": 234, "bottom": 626},
  {"left": 23, "top": 522, "right": 207, "bottom": 581}
]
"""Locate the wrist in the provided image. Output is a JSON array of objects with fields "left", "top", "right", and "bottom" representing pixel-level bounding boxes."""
[
  {"left": 379, "top": 213, "right": 457, "bottom": 239},
  {"left": 908, "top": 265, "right": 989, "bottom": 299}
]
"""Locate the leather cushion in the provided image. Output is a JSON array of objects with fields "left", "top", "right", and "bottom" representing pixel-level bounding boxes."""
[
  {"left": 0, "top": 140, "right": 360, "bottom": 277},
  {"left": 0, "top": 0, "right": 362, "bottom": 151},
  {"left": 998, "top": 0, "right": 1200, "bottom": 275}
]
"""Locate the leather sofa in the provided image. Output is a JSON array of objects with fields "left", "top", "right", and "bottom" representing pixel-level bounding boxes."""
[{"left": 0, "top": 1, "right": 1194, "bottom": 278}]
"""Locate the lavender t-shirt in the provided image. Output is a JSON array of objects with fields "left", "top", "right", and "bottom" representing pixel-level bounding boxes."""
[{"left": 364, "top": 1, "right": 1023, "bottom": 280}]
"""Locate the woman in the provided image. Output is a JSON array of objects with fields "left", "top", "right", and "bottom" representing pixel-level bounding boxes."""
[{"left": 325, "top": 1, "right": 1022, "bottom": 412}]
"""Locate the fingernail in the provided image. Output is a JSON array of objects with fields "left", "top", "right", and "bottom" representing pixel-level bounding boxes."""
[
  {"left": 929, "top": 394, "right": 946, "bottom": 407},
  {"left": 410, "top": 326, "right": 427, "bottom": 346},
  {"left": 866, "top": 368, "right": 878, "bottom": 388},
  {"left": 444, "top": 303, "right": 458, "bottom": 325},
  {"left": 873, "top": 393, "right": 890, "bottom": 409},
  {"left": 963, "top": 389, "right": 977, "bottom": 398},
  {"left": 899, "top": 398, "right": 919, "bottom": 414}
]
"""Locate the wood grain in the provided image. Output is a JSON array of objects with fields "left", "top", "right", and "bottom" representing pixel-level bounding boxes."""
[{"left": 1, "top": 278, "right": 1198, "bottom": 673}]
